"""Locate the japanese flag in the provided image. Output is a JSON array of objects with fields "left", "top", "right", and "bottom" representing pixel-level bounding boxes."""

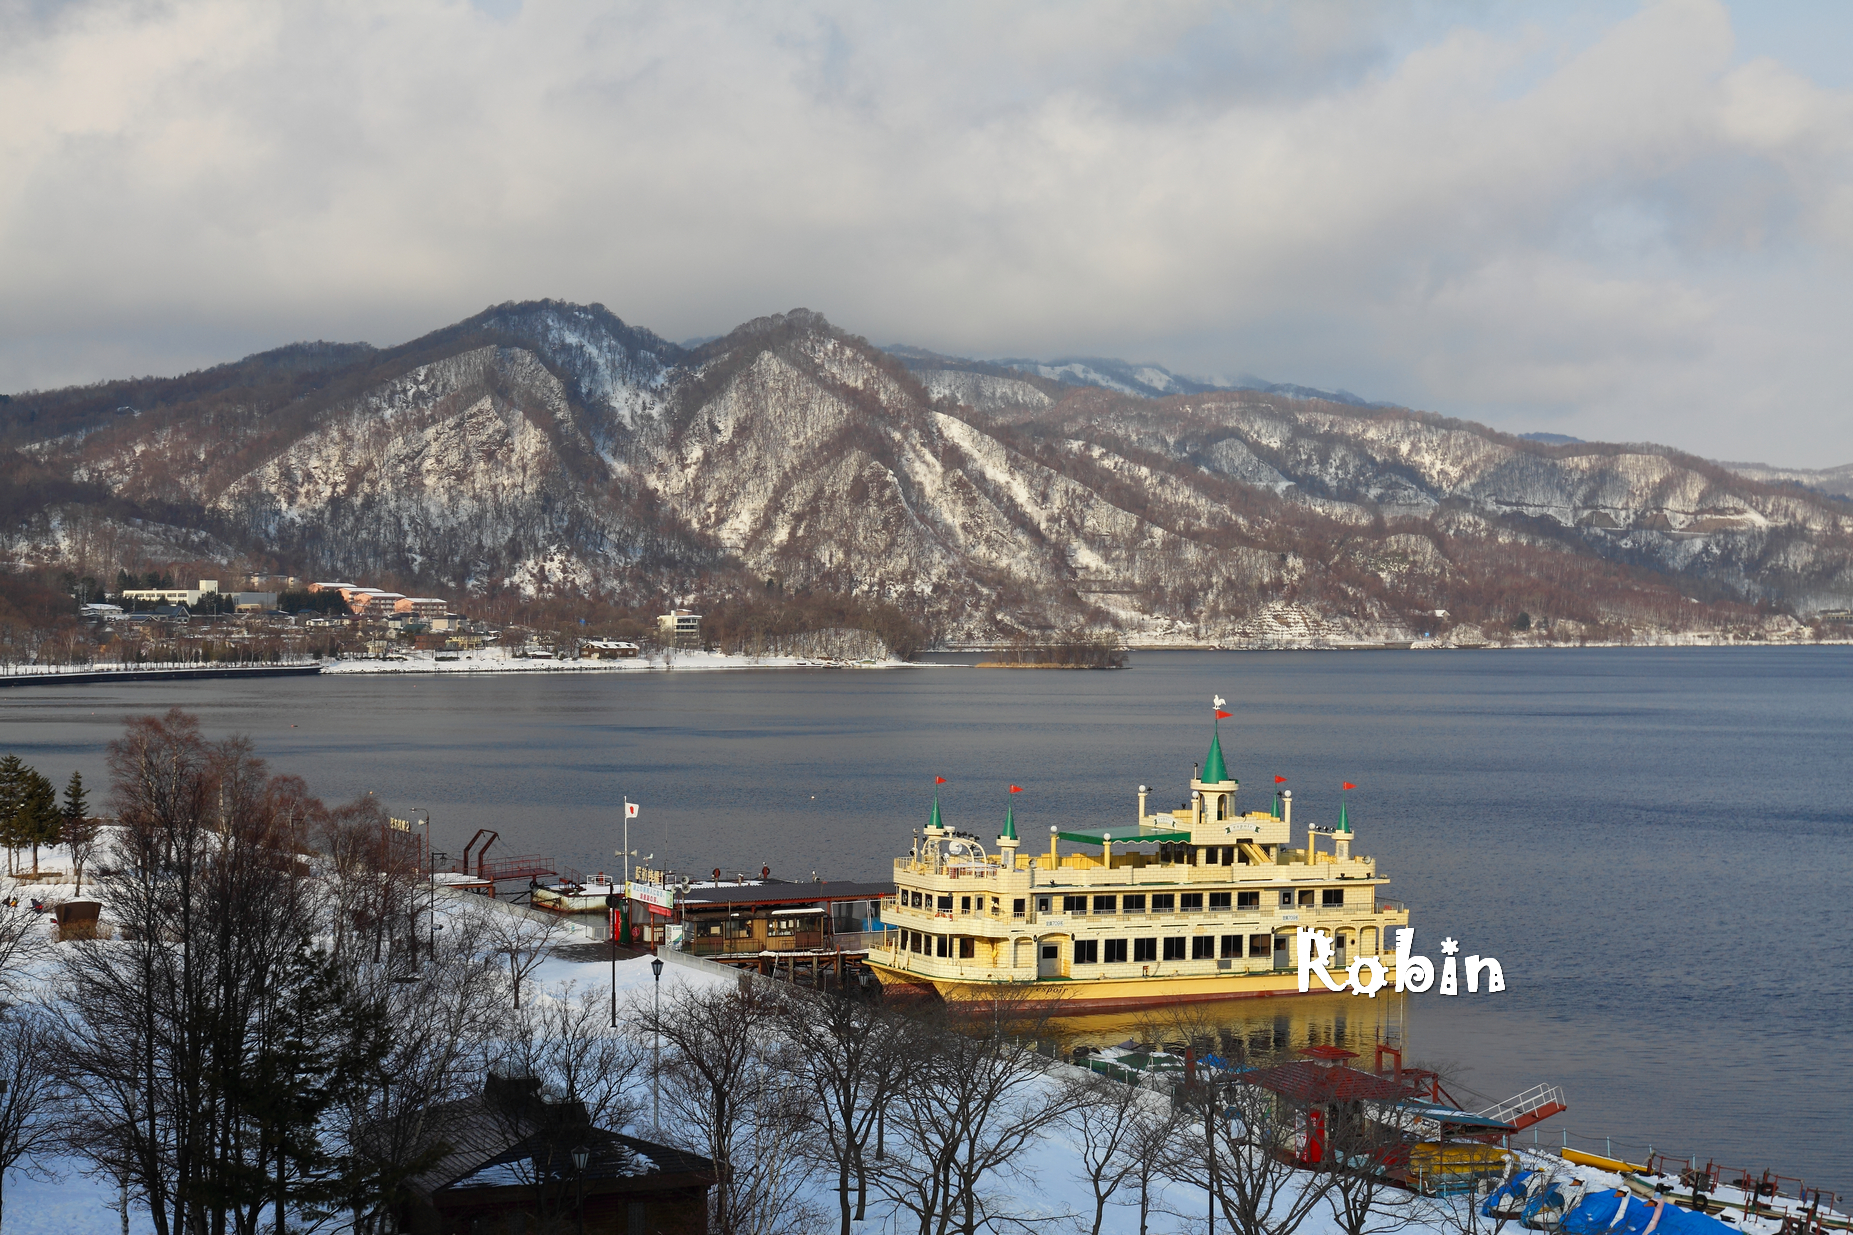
[{"left": 625, "top": 802, "right": 640, "bottom": 818}]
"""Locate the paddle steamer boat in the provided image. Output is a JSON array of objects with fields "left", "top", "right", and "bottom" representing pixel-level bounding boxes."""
[{"left": 867, "top": 718, "right": 1409, "bottom": 1012}]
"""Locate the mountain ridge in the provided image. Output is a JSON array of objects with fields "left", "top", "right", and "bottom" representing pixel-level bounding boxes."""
[{"left": 4, "top": 300, "right": 1850, "bottom": 646}]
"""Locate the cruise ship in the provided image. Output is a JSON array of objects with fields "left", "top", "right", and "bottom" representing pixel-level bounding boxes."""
[{"left": 866, "top": 720, "right": 1410, "bottom": 1012}]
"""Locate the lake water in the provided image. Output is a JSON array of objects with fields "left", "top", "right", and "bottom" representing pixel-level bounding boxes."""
[{"left": 3, "top": 647, "right": 1849, "bottom": 1192}]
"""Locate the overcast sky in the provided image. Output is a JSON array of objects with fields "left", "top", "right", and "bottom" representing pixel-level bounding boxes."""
[{"left": 3, "top": 0, "right": 1850, "bottom": 465}]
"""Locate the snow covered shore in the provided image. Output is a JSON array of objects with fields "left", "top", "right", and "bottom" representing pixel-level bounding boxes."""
[{"left": 321, "top": 647, "right": 917, "bottom": 675}]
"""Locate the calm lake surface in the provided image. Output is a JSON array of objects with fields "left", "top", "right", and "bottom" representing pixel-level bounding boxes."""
[{"left": 3, "top": 648, "right": 1850, "bottom": 1191}]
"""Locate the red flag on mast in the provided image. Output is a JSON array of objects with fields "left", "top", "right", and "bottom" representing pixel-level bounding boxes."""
[
  {"left": 934, "top": 777, "right": 946, "bottom": 784},
  {"left": 1342, "top": 782, "right": 1356, "bottom": 790},
  {"left": 1215, "top": 709, "right": 1231, "bottom": 719},
  {"left": 1008, "top": 785, "right": 1023, "bottom": 793},
  {"left": 1275, "top": 776, "right": 1287, "bottom": 784}
]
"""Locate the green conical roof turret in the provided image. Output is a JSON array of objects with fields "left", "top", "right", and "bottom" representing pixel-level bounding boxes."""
[
  {"left": 929, "top": 795, "right": 943, "bottom": 830},
  {"left": 1337, "top": 797, "right": 1350, "bottom": 833},
  {"left": 1203, "top": 722, "right": 1230, "bottom": 784},
  {"left": 1001, "top": 806, "right": 1017, "bottom": 842}
]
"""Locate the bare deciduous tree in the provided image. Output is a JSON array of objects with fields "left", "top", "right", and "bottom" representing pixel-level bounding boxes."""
[
  {"left": 776, "top": 985, "right": 921, "bottom": 1235},
  {"left": 869, "top": 996, "right": 1077, "bottom": 1235},
  {"left": 464, "top": 900, "right": 569, "bottom": 1009},
  {"left": 1173, "top": 1069, "right": 1334, "bottom": 1235},
  {"left": 1058, "top": 1068, "right": 1177, "bottom": 1235},
  {"left": 642, "top": 976, "right": 818, "bottom": 1235},
  {"left": 0, "top": 1008, "right": 64, "bottom": 1232}
]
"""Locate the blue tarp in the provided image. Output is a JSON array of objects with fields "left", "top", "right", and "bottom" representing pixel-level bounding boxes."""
[
  {"left": 1563, "top": 1190, "right": 1739, "bottom": 1235},
  {"left": 1482, "top": 1170, "right": 1537, "bottom": 1217}
]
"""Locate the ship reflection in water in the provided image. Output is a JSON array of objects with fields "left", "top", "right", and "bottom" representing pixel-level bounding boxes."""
[{"left": 1051, "top": 990, "right": 1409, "bottom": 1063}]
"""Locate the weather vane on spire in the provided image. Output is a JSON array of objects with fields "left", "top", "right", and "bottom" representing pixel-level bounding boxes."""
[{"left": 1213, "top": 694, "right": 1230, "bottom": 719}]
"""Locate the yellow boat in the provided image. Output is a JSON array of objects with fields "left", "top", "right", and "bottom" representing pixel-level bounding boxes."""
[{"left": 867, "top": 719, "right": 1411, "bottom": 1013}]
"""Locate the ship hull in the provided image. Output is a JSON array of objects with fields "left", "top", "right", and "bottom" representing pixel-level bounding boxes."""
[{"left": 865, "top": 958, "right": 1385, "bottom": 1014}]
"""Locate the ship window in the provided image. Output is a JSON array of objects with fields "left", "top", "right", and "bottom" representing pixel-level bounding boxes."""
[
  {"left": 959, "top": 937, "right": 975, "bottom": 959},
  {"left": 1298, "top": 889, "right": 1316, "bottom": 907},
  {"left": 938, "top": 895, "right": 954, "bottom": 912},
  {"left": 1122, "top": 894, "right": 1146, "bottom": 913},
  {"left": 1220, "top": 934, "right": 1242, "bottom": 958},
  {"left": 1180, "top": 893, "right": 1204, "bottom": 912},
  {"left": 960, "top": 896, "right": 971, "bottom": 913},
  {"left": 1222, "top": 846, "right": 1235, "bottom": 865},
  {"left": 1191, "top": 936, "right": 1214, "bottom": 960},
  {"left": 935, "top": 935, "right": 949, "bottom": 958},
  {"left": 1036, "top": 896, "right": 1051, "bottom": 914},
  {"left": 1159, "top": 844, "right": 1172, "bottom": 863},
  {"left": 1322, "top": 889, "right": 1345, "bottom": 906},
  {"left": 1041, "top": 943, "right": 1058, "bottom": 960},
  {"left": 1013, "top": 898, "right": 1026, "bottom": 916},
  {"left": 1162, "top": 937, "right": 1186, "bottom": 961},
  {"left": 911, "top": 890, "right": 923, "bottom": 908},
  {"left": 1279, "top": 891, "right": 1294, "bottom": 907},
  {"left": 1074, "top": 940, "right": 1099, "bottom": 965},
  {"left": 1063, "top": 895, "right": 1088, "bottom": 914},
  {"left": 1250, "top": 933, "right": 1271, "bottom": 955},
  {"left": 1150, "top": 893, "right": 1176, "bottom": 913},
  {"left": 1217, "top": 796, "right": 1227, "bottom": 820},
  {"left": 1105, "top": 939, "right": 1128, "bottom": 963},
  {"left": 1238, "top": 891, "right": 1259, "bottom": 909},
  {"left": 908, "top": 932, "right": 921, "bottom": 953},
  {"left": 1093, "top": 895, "right": 1117, "bottom": 914},
  {"left": 1209, "top": 892, "right": 1232, "bottom": 910},
  {"left": 1134, "top": 938, "right": 1157, "bottom": 963}
]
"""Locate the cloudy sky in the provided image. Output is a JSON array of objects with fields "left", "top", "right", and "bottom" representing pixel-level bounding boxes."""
[{"left": 3, "top": 0, "right": 1850, "bottom": 465}]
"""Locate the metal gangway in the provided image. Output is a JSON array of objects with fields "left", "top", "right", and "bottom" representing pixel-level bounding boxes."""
[{"left": 1479, "top": 1082, "right": 1568, "bottom": 1132}]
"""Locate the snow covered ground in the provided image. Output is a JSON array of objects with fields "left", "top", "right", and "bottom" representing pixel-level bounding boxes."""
[
  {"left": 321, "top": 647, "right": 916, "bottom": 675},
  {"left": 1, "top": 872, "right": 1830, "bottom": 1235}
]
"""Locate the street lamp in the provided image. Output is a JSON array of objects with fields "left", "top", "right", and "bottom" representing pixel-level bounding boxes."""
[
  {"left": 412, "top": 808, "right": 434, "bottom": 964},
  {"left": 606, "top": 890, "right": 620, "bottom": 1028},
  {"left": 651, "top": 956, "right": 665, "bottom": 1136},
  {"left": 571, "top": 1144, "right": 590, "bottom": 1235}
]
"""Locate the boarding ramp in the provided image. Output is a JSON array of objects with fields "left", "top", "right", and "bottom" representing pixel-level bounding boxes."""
[{"left": 1480, "top": 1082, "right": 1568, "bottom": 1132}]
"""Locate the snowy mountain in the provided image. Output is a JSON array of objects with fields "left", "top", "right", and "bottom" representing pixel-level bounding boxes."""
[
  {"left": 5, "top": 301, "right": 1851, "bottom": 644},
  {"left": 889, "top": 346, "right": 1382, "bottom": 406}
]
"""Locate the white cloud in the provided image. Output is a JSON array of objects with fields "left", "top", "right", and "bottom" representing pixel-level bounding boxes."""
[{"left": 1, "top": 0, "right": 1850, "bottom": 465}]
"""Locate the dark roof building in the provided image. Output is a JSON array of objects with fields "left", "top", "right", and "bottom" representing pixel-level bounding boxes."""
[{"left": 380, "top": 1074, "right": 714, "bottom": 1235}]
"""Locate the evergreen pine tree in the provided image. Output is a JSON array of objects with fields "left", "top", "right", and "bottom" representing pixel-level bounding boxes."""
[
  {"left": 18, "top": 773, "right": 59, "bottom": 879},
  {"left": 61, "top": 771, "right": 98, "bottom": 893},
  {"left": 0, "top": 756, "right": 28, "bottom": 878},
  {"left": 60, "top": 771, "right": 87, "bottom": 825}
]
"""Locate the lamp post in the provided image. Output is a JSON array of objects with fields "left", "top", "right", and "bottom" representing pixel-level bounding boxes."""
[
  {"left": 606, "top": 890, "right": 620, "bottom": 1028},
  {"left": 651, "top": 956, "right": 665, "bottom": 1135},
  {"left": 571, "top": 1144, "right": 590, "bottom": 1235},
  {"left": 412, "top": 808, "right": 432, "bottom": 963}
]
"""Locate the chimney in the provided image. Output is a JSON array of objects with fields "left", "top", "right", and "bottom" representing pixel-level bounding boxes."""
[
  {"left": 1137, "top": 784, "right": 1149, "bottom": 823},
  {"left": 1049, "top": 825, "right": 1059, "bottom": 867},
  {"left": 1282, "top": 789, "right": 1292, "bottom": 826}
]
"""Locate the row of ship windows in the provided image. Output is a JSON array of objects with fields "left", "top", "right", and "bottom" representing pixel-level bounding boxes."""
[
  {"left": 896, "top": 931, "right": 1376, "bottom": 961},
  {"left": 897, "top": 888, "right": 1346, "bottom": 913}
]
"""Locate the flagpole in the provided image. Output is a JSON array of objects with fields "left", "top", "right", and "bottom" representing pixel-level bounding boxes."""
[{"left": 623, "top": 798, "right": 631, "bottom": 885}]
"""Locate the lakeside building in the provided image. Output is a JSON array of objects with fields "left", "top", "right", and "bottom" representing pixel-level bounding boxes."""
[
  {"left": 394, "top": 596, "right": 448, "bottom": 619},
  {"left": 868, "top": 722, "right": 1410, "bottom": 1012},
  {"left": 120, "top": 578, "right": 219, "bottom": 605},
  {"left": 656, "top": 609, "right": 702, "bottom": 649},
  {"left": 579, "top": 639, "right": 641, "bottom": 659},
  {"left": 625, "top": 867, "right": 888, "bottom": 978},
  {"left": 386, "top": 1073, "right": 714, "bottom": 1233}
]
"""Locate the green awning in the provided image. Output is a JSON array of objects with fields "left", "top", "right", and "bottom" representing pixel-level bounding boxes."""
[{"left": 1055, "top": 824, "right": 1194, "bottom": 845}]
